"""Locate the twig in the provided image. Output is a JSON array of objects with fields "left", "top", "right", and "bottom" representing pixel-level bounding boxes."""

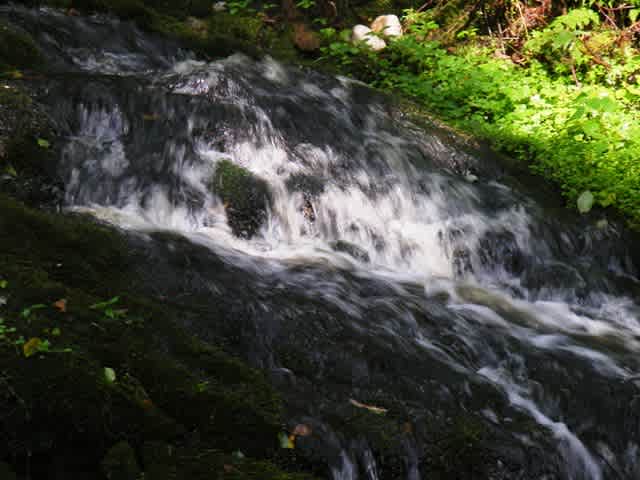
[
  {"left": 515, "top": 1, "right": 529, "bottom": 39},
  {"left": 598, "top": 5, "right": 620, "bottom": 29},
  {"left": 570, "top": 63, "right": 581, "bottom": 87}
]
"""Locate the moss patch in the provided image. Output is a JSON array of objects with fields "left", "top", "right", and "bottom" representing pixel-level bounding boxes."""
[
  {"left": 0, "top": 21, "right": 43, "bottom": 72},
  {"left": 212, "top": 159, "right": 271, "bottom": 238}
]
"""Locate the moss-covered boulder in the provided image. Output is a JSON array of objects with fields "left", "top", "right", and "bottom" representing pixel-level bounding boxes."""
[
  {"left": 212, "top": 159, "right": 271, "bottom": 239},
  {"left": 0, "top": 21, "right": 43, "bottom": 72},
  {"left": 101, "top": 442, "right": 141, "bottom": 480}
]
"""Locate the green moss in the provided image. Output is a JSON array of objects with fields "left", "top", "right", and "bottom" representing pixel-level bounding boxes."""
[
  {"left": 101, "top": 441, "right": 142, "bottom": 480},
  {"left": 212, "top": 160, "right": 271, "bottom": 238},
  {"left": 421, "top": 415, "right": 494, "bottom": 480},
  {"left": 0, "top": 22, "right": 43, "bottom": 72}
]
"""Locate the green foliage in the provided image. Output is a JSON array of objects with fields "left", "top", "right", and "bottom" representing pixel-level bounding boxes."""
[
  {"left": 319, "top": 7, "right": 640, "bottom": 226},
  {"left": 525, "top": 8, "right": 600, "bottom": 75},
  {"left": 295, "top": 0, "right": 315, "bottom": 9},
  {"left": 227, "top": 0, "right": 254, "bottom": 15},
  {"left": 402, "top": 8, "right": 439, "bottom": 37}
]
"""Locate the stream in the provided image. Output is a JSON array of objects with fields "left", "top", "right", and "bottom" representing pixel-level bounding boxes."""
[{"left": 3, "top": 4, "right": 640, "bottom": 479}]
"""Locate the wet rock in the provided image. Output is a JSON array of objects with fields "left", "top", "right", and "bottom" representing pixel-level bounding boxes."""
[
  {"left": 101, "top": 441, "right": 141, "bottom": 480},
  {"left": 330, "top": 240, "right": 370, "bottom": 263},
  {"left": 351, "top": 25, "right": 386, "bottom": 51},
  {"left": 212, "top": 159, "right": 271, "bottom": 239},
  {"left": 302, "top": 197, "right": 316, "bottom": 223},
  {"left": 370, "top": 14, "right": 402, "bottom": 38},
  {"left": 0, "top": 462, "right": 17, "bottom": 480},
  {"left": 212, "top": 2, "right": 227, "bottom": 12},
  {"left": 185, "top": 16, "right": 209, "bottom": 38},
  {"left": 477, "top": 230, "right": 525, "bottom": 275},
  {"left": 452, "top": 247, "right": 473, "bottom": 276},
  {"left": 292, "top": 23, "right": 321, "bottom": 52},
  {"left": 0, "top": 20, "right": 43, "bottom": 71},
  {"left": 0, "top": 83, "right": 63, "bottom": 209}
]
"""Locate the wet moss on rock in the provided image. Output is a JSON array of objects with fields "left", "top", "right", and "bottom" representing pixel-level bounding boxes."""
[
  {"left": 0, "top": 21, "right": 43, "bottom": 72},
  {"left": 0, "top": 84, "right": 62, "bottom": 208},
  {"left": 101, "top": 441, "right": 142, "bottom": 480},
  {"left": 212, "top": 159, "right": 271, "bottom": 238}
]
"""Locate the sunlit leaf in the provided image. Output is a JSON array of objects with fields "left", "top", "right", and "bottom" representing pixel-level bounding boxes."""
[
  {"left": 36, "top": 138, "right": 50, "bottom": 149},
  {"left": 577, "top": 191, "right": 594, "bottom": 214},
  {"left": 103, "top": 367, "right": 117, "bottom": 384}
]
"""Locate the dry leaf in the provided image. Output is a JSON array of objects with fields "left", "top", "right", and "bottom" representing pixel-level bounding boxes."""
[
  {"left": 53, "top": 298, "right": 67, "bottom": 312},
  {"left": 349, "top": 398, "right": 388, "bottom": 414},
  {"left": 292, "top": 424, "right": 312, "bottom": 437},
  {"left": 23, "top": 337, "right": 42, "bottom": 358}
]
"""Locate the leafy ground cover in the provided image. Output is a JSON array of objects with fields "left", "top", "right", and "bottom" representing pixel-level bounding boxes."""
[{"left": 319, "top": 3, "right": 640, "bottom": 228}]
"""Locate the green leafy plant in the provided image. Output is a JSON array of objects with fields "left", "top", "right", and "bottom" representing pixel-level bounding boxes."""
[
  {"left": 319, "top": 9, "right": 640, "bottom": 227},
  {"left": 90, "top": 296, "right": 127, "bottom": 320},
  {"left": 21, "top": 304, "right": 46, "bottom": 318},
  {"left": 0, "top": 318, "right": 16, "bottom": 339},
  {"left": 295, "top": 0, "right": 315, "bottom": 9},
  {"left": 227, "top": 0, "right": 254, "bottom": 15},
  {"left": 402, "top": 8, "right": 439, "bottom": 38}
]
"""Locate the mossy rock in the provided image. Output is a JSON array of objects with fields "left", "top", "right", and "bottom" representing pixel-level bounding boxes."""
[
  {"left": 0, "top": 193, "right": 316, "bottom": 479},
  {"left": 0, "top": 21, "right": 43, "bottom": 72},
  {"left": 0, "top": 84, "right": 62, "bottom": 207},
  {"left": 420, "top": 415, "right": 495, "bottom": 479},
  {"left": 212, "top": 159, "right": 271, "bottom": 238},
  {"left": 101, "top": 441, "right": 141, "bottom": 480}
]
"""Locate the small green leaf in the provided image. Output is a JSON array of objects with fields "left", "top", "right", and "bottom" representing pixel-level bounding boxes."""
[
  {"left": 21, "top": 304, "right": 47, "bottom": 318},
  {"left": 0, "top": 280, "right": 7, "bottom": 289},
  {"left": 90, "top": 296, "right": 120, "bottom": 310},
  {"left": 278, "top": 432, "right": 295, "bottom": 449},
  {"left": 52, "top": 327, "right": 61, "bottom": 337},
  {"left": 232, "top": 450, "right": 245, "bottom": 461},
  {"left": 37, "top": 138, "right": 50, "bottom": 149},
  {"left": 103, "top": 367, "right": 117, "bottom": 384}
]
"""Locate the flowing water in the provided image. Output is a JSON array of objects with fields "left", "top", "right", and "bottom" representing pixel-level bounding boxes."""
[{"left": 4, "top": 4, "right": 640, "bottom": 479}]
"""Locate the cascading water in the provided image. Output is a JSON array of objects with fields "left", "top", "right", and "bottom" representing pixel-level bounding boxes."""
[{"left": 4, "top": 4, "right": 640, "bottom": 479}]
